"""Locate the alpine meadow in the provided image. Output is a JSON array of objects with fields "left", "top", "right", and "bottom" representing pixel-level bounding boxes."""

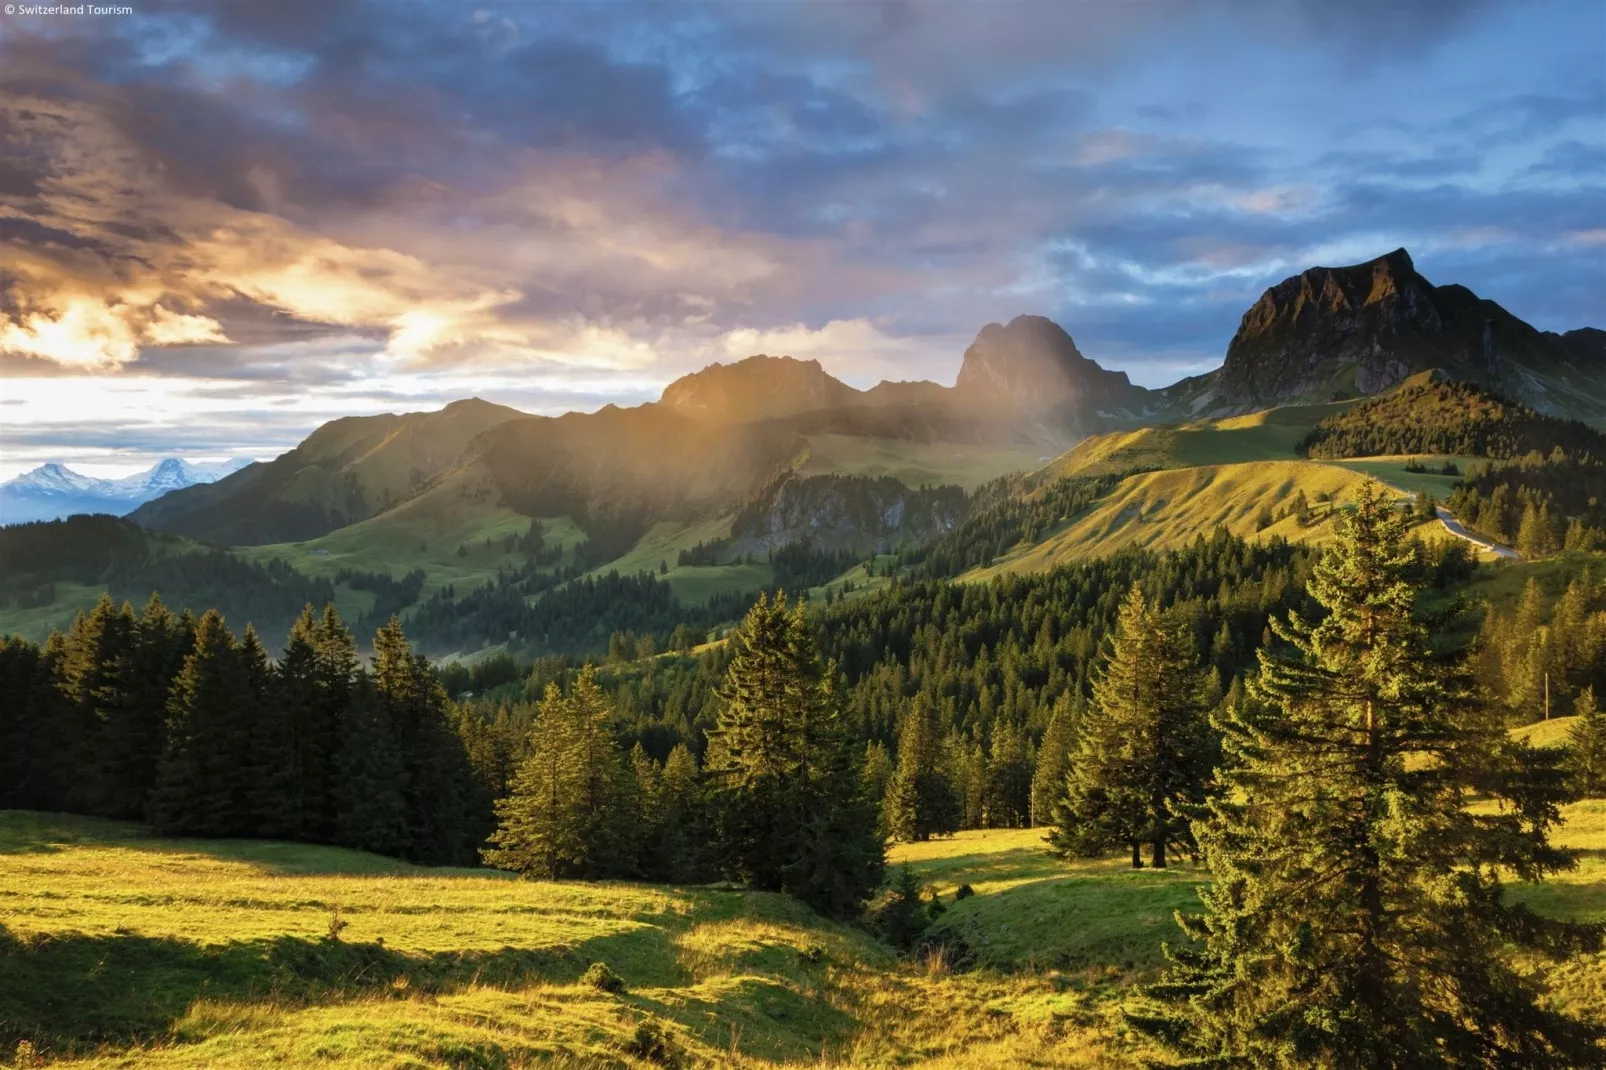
[{"left": 2, "top": 3, "right": 1605, "bottom": 1068}]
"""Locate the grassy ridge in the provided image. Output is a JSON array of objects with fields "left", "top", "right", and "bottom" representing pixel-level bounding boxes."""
[{"left": 967, "top": 460, "right": 1372, "bottom": 579}]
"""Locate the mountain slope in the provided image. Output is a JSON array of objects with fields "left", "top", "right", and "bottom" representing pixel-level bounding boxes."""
[
  {"left": 1299, "top": 373, "right": 1606, "bottom": 460},
  {"left": 0, "top": 458, "right": 251, "bottom": 525},
  {"left": 1178, "top": 249, "right": 1606, "bottom": 422},
  {"left": 130, "top": 398, "right": 525, "bottom": 544}
]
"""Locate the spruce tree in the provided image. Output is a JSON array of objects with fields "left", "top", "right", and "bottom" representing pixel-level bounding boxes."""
[
  {"left": 567, "top": 665, "right": 638, "bottom": 876},
  {"left": 482, "top": 683, "right": 583, "bottom": 878},
  {"left": 61, "top": 595, "right": 136, "bottom": 814},
  {"left": 707, "top": 592, "right": 816, "bottom": 889},
  {"left": 97, "top": 594, "right": 186, "bottom": 819},
  {"left": 1029, "top": 692, "right": 1077, "bottom": 827},
  {"left": 709, "top": 593, "right": 883, "bottom": 916},
  {"left": 655, "top": 742, "right": 706, "bottom": 881},
  {"left": 370, "top": 617, "right": 475, "bottom": 864},
  {"left": 1049, "top": 585, "right": 1206, "bottom": 868},
  {"left": 886, "top": 693, "right": 960, "bottom": 842},
  {"left": 982, "top": 717, "right": 1033, "bottom": 828},
  {"left": 862, "top": 740, "right": 894, "bottom": 835},
  {"left": 1568, "top": 686, "right": 1606, "bottom": 797},
  {"left": 1133, "top": 481, "right": 1604, "bottom": 1066},
  {"left": 150, "top": 611, "right": 255, "bottom": 835}
]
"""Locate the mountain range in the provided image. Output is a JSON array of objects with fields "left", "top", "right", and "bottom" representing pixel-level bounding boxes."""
[
  {"left": 125, "top": 248, "right": 1601, "bottom": 553},
  {"left": 0, "top": 458, "right": 254, "bottom": 525}
]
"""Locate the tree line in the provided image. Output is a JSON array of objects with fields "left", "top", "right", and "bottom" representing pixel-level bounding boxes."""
[
  {"left": 0, "top": 598, "right": 485, "bottom": 864},
  {"left": 1299, "top": 377, "right": 1606, "bottom": 461}
]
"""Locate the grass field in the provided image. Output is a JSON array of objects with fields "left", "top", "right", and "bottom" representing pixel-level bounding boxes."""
[
  {"left": 1039, "top": 402, "right": 1353, "bottom": 481},
  {"left": 235, "top": 468, "right": 587, "bottom": 605},
  {"left": 969, "top": 460, "right": 1378, "bottom": 580},
  {"left": 0, "top": 813, "right": 1125, "bottom": 1068},
  {"left": 798, "top": 436, "right": 1044, "bottom": 492},
  {"left": 4, "top": 796, "right": 1601, "bottom": 1069}
]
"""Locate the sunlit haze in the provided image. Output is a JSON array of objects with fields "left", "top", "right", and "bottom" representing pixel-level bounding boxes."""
[{"left": 1, "top": 0, "right": 1601, "bottom": 478}]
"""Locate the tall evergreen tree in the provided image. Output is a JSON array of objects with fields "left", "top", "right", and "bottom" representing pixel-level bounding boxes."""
[
  {"left": 95, "top": 594, "right": 187, "bottom": 819},
  {"left": 370, "top": 617, "right": 477, "bottom": 864},
  {"left": 1568, "top": 686, "right": 1606, "bottom": 797},
  {"left": 982, "top": 717, "right": 1033, "bottom": 828},
  {"left": 567, "top": 665, "right": 638, "bottom": 876},
  {"left": 1049, "top": 585, "right": 1207, "bottom": 868},
  {"left": 1029, "top": 692, "right": 1077, "bottom": 827},
  {"left": 334, "top": 673, "right": 409, "bottom": 857},
  {"left": 708, "top": 593, "right": 883, "bottom": 916},
  {"left": 886, "top": 693, "right": 960, "bottom": 842},
  {"left": 1133, "top": 481, "right": 1604, "bottom": 1066},
  {"left": 61, "top": 595, "right": 136, "bottom": 814},
  {"left": 150, "top": 611, "right": 256, "bottom": 835},
  {"left": 483, "top": 683, "right": 583, "bottom": 878}
]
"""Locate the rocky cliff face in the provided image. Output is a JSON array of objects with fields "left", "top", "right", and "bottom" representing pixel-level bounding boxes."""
[
  {"left": 1212, "top": 248, "right": 1588, "bottom": 413},
  {"left": 729, "top": 473, "right": 967, "bottom": 554},
  {"left": 954, "top": 315, "right": 1143, "bottom": 417}
]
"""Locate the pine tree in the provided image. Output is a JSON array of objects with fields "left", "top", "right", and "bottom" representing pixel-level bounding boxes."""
[
  {"left": 567, "top": 665, "right": 637, "bottom": 876},
  {"left": 1517, "top": 499, "right": 1549, "bottom": 557},
  {"left": 886, "top": 693, "right": 959, "bottom": 842},
  {"left": 150, "top": 611, "right": 255, "bottom": 835},
  {"left": 61, "top": 595, "right": 136, "bottom": 814},
  {"left": 369, "top": 617, "right": 477, "bottom": 864},
  {"left": 1029, "top": 692, "right": 1077, "bottom": 827},
  {"left": 655, "top": 742, "right": 706, "bottom": 881},
  {"left": 482, "top": 683, "right": 583, "bottom": 877},
  {"left": 1568, "top": 686, "right": 1606, "bottom": 797},
  {"left": 96, "top": 594, "right": 186, "bottom": 819},
  {"left": 1049, "top": 585, "right": 1206, "bottom": 868},
  {"left": 334, "top": 674, "right": 410, "bottom": 857},
  {"left": 707, "top": 592, "right": 816, "bottom": 889},
  {"left": 862, "top": 740, "right": 894, "bottom": 835},
  {"left": 708, "top": 593, "right": 883, "bottom": 916},
  {"left": 1133, "top": 480, "right": 1604, "bottom": 1066},
  {"left": 982, "top": 717, "right": 1032, "bottom": 828}
]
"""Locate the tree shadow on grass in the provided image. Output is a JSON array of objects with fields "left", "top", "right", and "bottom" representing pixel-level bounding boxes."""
[
  {"left": 625, "top": 975, "right": 857, "bottom": 1064},
  {"left": 0, "top": 921, "right": 683, "bottom": 1061}
]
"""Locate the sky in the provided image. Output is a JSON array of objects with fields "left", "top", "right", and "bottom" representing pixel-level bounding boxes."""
[{"left": 0, "top": 0, "right": 1602, "bottom": 480}]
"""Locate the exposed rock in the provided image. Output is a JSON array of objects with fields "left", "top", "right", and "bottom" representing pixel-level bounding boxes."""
[{"left": 953, "top": 315, "right": 1142, "bottom": 418}]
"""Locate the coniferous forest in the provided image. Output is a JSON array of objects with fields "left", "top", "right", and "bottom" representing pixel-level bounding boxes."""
[{"left": 5, "top": 480, "right": 1604, "bottom": 1064}]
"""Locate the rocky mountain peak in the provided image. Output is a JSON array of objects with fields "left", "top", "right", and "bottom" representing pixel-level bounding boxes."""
[
  {"left": 953, "top": 314, "right": 1134, "bottom": 414},
  {"left": 658, "top": 354, "right": 858, "bottom": 422},
  {"left": 1213, "top": 248, "right": 1561, "bottom": 408}
]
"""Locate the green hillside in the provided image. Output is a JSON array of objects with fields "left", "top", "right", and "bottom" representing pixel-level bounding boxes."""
[
  {"left": 797, "top": 434, "right": 1043, "bottom": 492},
  {"left": 234, "top": 467, "right": 588, "bottom": 603},
  {"left": 966, "top": 461, "right": 1390, "bottom": 580},
  {"left": 1038, "top": 400, "right": 1352, "bottom": 480}
]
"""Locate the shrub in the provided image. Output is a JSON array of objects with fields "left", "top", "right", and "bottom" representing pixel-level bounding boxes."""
[
  {"left": 621, "top": 1020, "right": 681, "bottom": 1066},
  {"left": 955, "top": 883, "right": 975, "bottom": 901},
  {"left": 581, "top": 961, "right": 626, "bottom": 994}
]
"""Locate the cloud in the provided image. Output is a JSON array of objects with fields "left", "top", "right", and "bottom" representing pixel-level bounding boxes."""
[{"left": 0, "top": 0, "right": 1598, "bottom": 464}]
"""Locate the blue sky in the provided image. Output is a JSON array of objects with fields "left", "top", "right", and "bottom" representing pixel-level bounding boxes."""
[{"left": 0, "top": 0, "right": 1601, "bottom": 478}]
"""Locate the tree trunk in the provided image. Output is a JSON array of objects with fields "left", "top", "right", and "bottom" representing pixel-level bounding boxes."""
[
  {"left": 1130, "top": 841, "right": 1144, "bottom": 869},
  {"left": 1151, "top": 834, "right": 1167, "bottom": 869}
]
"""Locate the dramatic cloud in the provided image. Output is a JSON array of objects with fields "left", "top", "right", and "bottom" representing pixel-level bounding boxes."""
[{"left": 0, "top": 0, "right": 1600, "bottom": 476}]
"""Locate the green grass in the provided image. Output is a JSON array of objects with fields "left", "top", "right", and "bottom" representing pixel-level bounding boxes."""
[
  {"left": 1041, "top": 401, "right": 1353, "bottom": 481},
  {"left": 799, "top": 435, "right": 1043, "bottom": 492},
  {"left": 0, "top": 583, "right": 116, "bottom": 643},
  {"left": 890, "top": 830, "right": 1198, "bottom": 974},
  {"left": 968, "top": 460, "right": 1383, "bottom": 580},
  {"left": 0, "top": 813, "right": 1128, "bottom": 1068},
  {"left": 4, "top": 801, "right": 1601, "bottom": 1068}
]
